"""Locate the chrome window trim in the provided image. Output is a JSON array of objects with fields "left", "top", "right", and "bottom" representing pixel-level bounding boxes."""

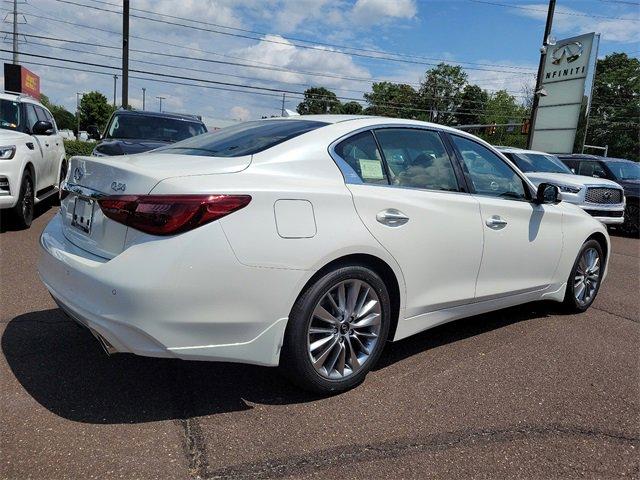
[{"left": 327, "top": 123, "right": 469, "bottom": 196}]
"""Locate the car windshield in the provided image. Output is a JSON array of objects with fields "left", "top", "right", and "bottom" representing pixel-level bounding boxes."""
[
  {"left": 106, "top": 113, "right": 206, "bottom": 142},
  {"left": 159, "top": 120, "right": 328, "bottom": 157},
  {"left": 508, "top": 152, "right": 572, "bottom": 174},
  {"left": 606, "top": 161, "right": 640, "bottom": 180},
  {"left": 0, "top": 99, "right": 21, "bottom": 131}
]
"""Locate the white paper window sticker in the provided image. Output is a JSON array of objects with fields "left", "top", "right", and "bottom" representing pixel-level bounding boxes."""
[{"left": 359, "top": 159, "right": 384, "bottom": 180}]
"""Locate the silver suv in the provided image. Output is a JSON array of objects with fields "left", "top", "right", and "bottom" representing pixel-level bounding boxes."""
[{"left": 498, "top": 147, "right": 625, "bottom": 225}]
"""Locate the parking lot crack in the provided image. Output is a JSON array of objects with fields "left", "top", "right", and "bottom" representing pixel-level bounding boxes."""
[
  {"left": 177, "top": 417, "right": 210, "bottom": 480},
  {"left": 202, "top": 424, "right": 640, "bottom": 479}
]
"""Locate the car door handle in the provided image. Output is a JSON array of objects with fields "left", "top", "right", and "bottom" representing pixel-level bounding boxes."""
[
  {"left": 485, "top": 215, "right": 508, "bottom": 228},
  {"left": 376, "top": 209, "right": 409, "bottom": 227}
]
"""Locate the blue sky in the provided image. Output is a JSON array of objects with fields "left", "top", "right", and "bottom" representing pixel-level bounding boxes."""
[{"left": 3, "top": 0, "right": 638, "bottom": 124}]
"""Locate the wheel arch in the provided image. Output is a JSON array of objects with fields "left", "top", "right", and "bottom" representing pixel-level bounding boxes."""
[
  {"left": 24, "top": 161, "right": 35, "bottom": 184},
  {"left": 293, "top": 253, "right": 403, "bottom": 341},
  {"left": 586, "top": 231, "right": 609, "bottom": 265}
]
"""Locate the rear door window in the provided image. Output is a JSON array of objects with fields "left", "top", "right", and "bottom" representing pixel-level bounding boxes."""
[
  {"left": 374, "top": 128, "right": 459, "bottom": 191},
  {"left": 333, "top": 131, "right": 389, "bottom": 185},
  {"left": 578, "top": 161, "right": 607, "bottom": 178},
  {"left": 158, "top": 120, "right": 327, "bottom": 157}
]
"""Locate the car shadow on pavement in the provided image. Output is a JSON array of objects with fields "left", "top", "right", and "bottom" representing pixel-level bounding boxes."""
[
  {"left": 0, "top": 201, "right": 56, "bottom": 233},
  {"left": 2, "top": 303, "right": 553, "bottom": 424}
]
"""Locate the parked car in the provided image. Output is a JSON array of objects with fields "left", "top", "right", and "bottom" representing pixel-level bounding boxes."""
[
  {"left": 497, "top": 147, "right": 625, "bottom": 226},
  {"left": 0, "top": 92, "right": 66, "bottom": 228},
  {"left": 39, "top": 116, "right": 609, "bottom": 393},
  {"left": 92, "top": 109, "right": 207, "bottom": 156},
  {"left": 58, "top": 129, "right": 76, "bottom": 141},
  {"left": 558, "top": 154, "right": 639, "bottom": 235}
]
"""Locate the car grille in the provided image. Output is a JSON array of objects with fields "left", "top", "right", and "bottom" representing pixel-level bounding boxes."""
[
  {"left": 585, "top": 187, "right": 623, "bottom": 204},
  {"left": 584, "top": 209, "right": 624, "bottom": 218}
]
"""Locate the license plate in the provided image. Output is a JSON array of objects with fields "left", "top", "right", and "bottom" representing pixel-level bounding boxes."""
[{"left": 71, "top": 197, "right": 94, "bottom": 234}]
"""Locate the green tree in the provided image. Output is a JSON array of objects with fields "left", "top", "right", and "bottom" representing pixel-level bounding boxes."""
[
  {"left": 586, "top": 53, "right": 639, "bottom": 161},
  {"left": 78, "top": 91, "right": 115, "bottom": 130},
  {"left": 40, "top": 94, "right": 77, "bottom": 130},
  {"left": 419, "top": 63, "right": 467, "bottom": 125},
  {"left": 363, "top": 82, "right": 420, "bottom": 118},
  {"left": 340, "top": 101, "right": 364, "bottom": 115},
  {"left": 455, "top": 84, "right": 489, "bottom": 126},
  {"left": 296, "top": 87, "right": 342, "bottom": 114}
]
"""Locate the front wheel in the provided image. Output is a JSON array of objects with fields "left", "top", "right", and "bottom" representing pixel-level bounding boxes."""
[
  {"left": 562, "top": 239, "right": 604, "bottom": 312},
  {"left": 280, "top": 265, "right": 391, "bottom": 394},
  {"left": 622, "top": 203, "right": 639, "bottom": 237},
  {"left": 10, "top": 170, "right": 34, "bottom": 229}
]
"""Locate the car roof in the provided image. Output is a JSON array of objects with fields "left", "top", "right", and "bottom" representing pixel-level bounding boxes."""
[
  {"left": 0, "top": 91, "right": 44, "bottom": 107},
  {"left": 113, "top": 109, "right": 204, "bottom": 123},
  {"left": 495, "top": 147, "right": 555, "bottom": 156},
  {"left": 556, "top": 154, "right": 635, "bottom": 163}
]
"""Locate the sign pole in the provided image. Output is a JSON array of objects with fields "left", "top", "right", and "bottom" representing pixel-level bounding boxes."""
[
  {"left": 121, "top": 0, "right": 129, "bottom": 109},
  {"left": 527, "top": 0, "right": 555, "bottom": 149},
  {"left": 12, "top": 0, "right": 18, "bottom": 64}
]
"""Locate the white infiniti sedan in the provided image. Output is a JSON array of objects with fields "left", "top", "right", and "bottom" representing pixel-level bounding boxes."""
[{"left": 38, "top": 115, "right": 609, "bottom": 393}]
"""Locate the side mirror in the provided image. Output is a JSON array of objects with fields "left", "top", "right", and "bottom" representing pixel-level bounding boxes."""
[
  {"left": 32, "top": 120, "right": 54, "bottom": 136},
  {"left": 535, "top": 182, "right": 561, "bottom": 204},
  {"left": 87, "top": 125, "right": 101, "bottom": 140}
]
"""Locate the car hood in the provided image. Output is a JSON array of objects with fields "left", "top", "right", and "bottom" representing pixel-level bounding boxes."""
[
  {"left": 0, "top": 129, "right": 30, "bottom": 142},
  {"left": 524, "top": 172, "right": 622, "bottom": 189},
  {"left": 93, "top": 138, "right": 172, "bottom": 156}
]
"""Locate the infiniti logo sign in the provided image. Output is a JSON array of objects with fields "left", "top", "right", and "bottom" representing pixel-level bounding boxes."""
[
  {"left": 73, "top": 167, "right": 84, "bottom": 182},
  {"left": 551, "top": 41, "right": 583, "bottom": 65}
]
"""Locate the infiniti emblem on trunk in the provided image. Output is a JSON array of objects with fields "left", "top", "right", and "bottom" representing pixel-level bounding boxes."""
[
  {"left": 73, "top": 167, "right": 84, "bottom": 182},
  {"left": 111, "top": 181, "right": 126, "bottom": 192}
]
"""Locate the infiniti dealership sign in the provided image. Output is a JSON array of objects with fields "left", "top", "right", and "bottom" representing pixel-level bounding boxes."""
[{"left": 530, "top": 32, "right": 599, "bottom": 154}]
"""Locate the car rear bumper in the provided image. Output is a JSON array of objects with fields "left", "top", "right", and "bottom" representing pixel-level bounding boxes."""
[{"left": 38, "top": 213, "right": 304, "bottom": 366}]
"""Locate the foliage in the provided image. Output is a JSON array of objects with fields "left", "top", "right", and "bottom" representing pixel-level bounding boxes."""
[
  {"left": 296, "top": 87, "right": 342, "bottom": 115},
  {"left": 78, "top": 91, "right": 116, "bottom": 131},
  {"left": 586, "top": 53, "right": 639, "bottom": 161},
  {"left": 363, "top": 82, "right": 420, "bottom": 118},
  {"left": 455, "top": 84, "right": 489, "bottom": 126},
  {"left": 482, "top": 90, "right": 527, "bottom": 125},
  {"left": 63, "top": 140, "right": 95, "bottom": 159},
  {"left": 40, "top": 94, "right": 77, "bottom": 131},
  {"left": 419, "top": 63, "right": 467, "bottom": 124},
  {"left": 340, "top": 101, "right": 363, "bottom": 115}
]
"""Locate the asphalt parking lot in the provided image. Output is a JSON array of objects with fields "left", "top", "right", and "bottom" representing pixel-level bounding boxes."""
[{"left": 1, "top": 204, "right": 639, "bottom": 479}]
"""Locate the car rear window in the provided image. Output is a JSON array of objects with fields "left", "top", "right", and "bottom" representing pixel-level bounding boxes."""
[{"left": 158, "top": 120, "right": 328, "bottom": 157}]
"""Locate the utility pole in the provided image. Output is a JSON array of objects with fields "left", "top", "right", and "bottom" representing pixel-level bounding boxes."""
[
  {"left": 76, "top": 92, "right": 83, "bottom": 137},
  {"left": 156, "top": 96, "right": 165, "bottom": 112},
  {"left": 281, "top": 93, "right": 285, "bottom": 116},
  {"left": 527, "top": 0, "right": 555, "bottom": 149},
  {"left": 142, "top": 88, "right": 146, "bottom": 110},
  {"left": 121, "top": 0, "right": 129, "bottom": 108},
  {"left": 12, "top": 0, "right": 18, "bottom": 64},
  {"left": 112, "top": 75, "right": 118, "bottom": 107}
]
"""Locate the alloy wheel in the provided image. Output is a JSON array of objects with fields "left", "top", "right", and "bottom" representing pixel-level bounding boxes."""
[
  {"left": 22, "top": 177, "right": 34, "bottom": 223},
  {"left": 573, "top": 247, "right": 600, "bottom": 306},
  {"left": 307, "top": 279, "right": 382, "bottom": 380}
]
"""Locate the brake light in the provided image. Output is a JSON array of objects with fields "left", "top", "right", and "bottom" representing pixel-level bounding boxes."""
[{"left": 98, "top": 194, "right": 251, "bottom": 235}]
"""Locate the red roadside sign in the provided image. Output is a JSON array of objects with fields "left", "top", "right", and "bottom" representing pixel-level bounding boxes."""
[{"left": 3, "top": 63, "right": 41, "bottom": 98}]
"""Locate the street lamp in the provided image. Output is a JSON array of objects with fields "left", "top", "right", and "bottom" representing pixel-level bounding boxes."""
[
  {"left": 76, "top": 92, "right": 86, "bottom": 138},
  {"left": 156, "top": 95, "right": 165, "bottom": 113}
]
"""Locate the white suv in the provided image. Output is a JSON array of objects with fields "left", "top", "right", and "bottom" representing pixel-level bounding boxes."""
[
  {"left": 498, "top": 147, "right": 625, "bottom": 225},
  {"left": 0, "top": 92, "right": 66, "bottom": 228}
]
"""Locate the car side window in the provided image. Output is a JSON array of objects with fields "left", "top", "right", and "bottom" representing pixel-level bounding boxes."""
[
  {"left": 34, "top": 106, "right": 48, "bottom": 122},
  {"left": 578, "top": 161, "right": 607, "bottom": 178},
  {"left": 334, "top": 131, "right": 389, "bottom": 185},
  {"left": 450, "top": 135, "right": 528, "bottom": 200},
  {"left": 373, "top": 128, "right": 459, "bottom": 192},
  {"left": 25, "top": 104, "right": 39, "bottom": 133},
  {"left": 42, "top": 108, "right": 57, "bottom": 132},
  {"left": 562, "top": 159, "right": 578, "bottom": 173}
]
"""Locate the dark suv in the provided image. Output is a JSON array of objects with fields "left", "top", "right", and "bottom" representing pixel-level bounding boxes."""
[
  {"left": 558, "top": 154, "right": 640, "bottom": 235},
  {"left": 92, "top": 110, "right": 207, "bottom": 157}
]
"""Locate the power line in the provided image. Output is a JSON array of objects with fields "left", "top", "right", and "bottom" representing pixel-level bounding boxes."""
[
  {"left": 468, "top": 0, "right": 640, "bottom": 21},
  {"left": 54, "top": 0, "right": 537, "bottom": 74}
]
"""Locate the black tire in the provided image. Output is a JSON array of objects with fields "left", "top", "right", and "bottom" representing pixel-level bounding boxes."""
[
  {"left": 562, "top": 239, "right": 604, "bottom": 312},
  {"left": 280, "top": 265, "right": 391, "bottom": 394},
  {"left": 10, "top": 170, "right": 34, "bottom": 229},
  {"left": 54, "top": 161, "right": 67, "bottom": 206},
  {"left": 622, "top": 202, "right": 639, "bottom": 237}
]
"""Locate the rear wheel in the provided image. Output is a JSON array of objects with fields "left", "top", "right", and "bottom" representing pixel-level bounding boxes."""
[
  {"left": 280, "top": 265, "right": 391, "bottom": 394},
  {"left": 10, "top": 170, "right": 34, "bottom": 229},
  {"left": 562, "top": 239, "right": 603, "bottom": 312}
]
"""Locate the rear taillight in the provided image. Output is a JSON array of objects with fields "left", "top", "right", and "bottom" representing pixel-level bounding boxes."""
[{"left": 98, "top": 194, "right": 251, "bottom": 235}]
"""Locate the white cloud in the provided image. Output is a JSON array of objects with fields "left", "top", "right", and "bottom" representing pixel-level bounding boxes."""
[
  {"left": 514, "top": 4, "right": 640, "bottom": 43},
  {"left": 351, "top": 0, "right": 418, "bottom": 25},
  {"left": 230, "top": 105, "right": 251, "bottom": 121}
]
